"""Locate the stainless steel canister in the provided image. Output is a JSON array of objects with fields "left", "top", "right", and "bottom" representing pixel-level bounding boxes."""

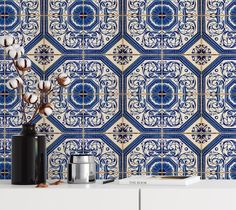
[{"left": 67, "top": 154, "right": 96, "bottom": 184}]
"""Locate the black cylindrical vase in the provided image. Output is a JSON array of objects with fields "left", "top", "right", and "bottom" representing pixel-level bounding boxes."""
[{"left": 11, "top": 124, "right": 46, "bottom": 185}]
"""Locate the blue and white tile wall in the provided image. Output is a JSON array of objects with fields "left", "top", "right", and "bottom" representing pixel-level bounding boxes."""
[{"left": 1, "top": 0, "right": 236, "bottom": 180}]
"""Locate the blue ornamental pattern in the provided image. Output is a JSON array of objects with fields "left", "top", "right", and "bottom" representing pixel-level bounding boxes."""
[
  {"left": 0, "top": 0, "right": 41, "bottom": 52},
  {"left": 125, "top": 57, "right": 200, "bottom": 132},
  {"left": 3, "top": 0, "right": 236, "bottom": 179},
  {"left": 204, "top": 0, "right": 236, "bottom": 51},
  {"left": 47, "top": 0, "right": 121, "bottom": 53},
  {"left": 203, "top": 59, "right": 236, "bottom": 131},
  {"left": 203, "top": 135, "right": 236, "bottom": 179},
  {"left": 0, "top": 135, "right": 11, "bottom": 179},
  {"left": 47, "top": 57, "right": 121, "bottom": 132},
  {"left": 0, "top": 1, "right": 20, "bottom": 30},
  {"left": 125, "top": 0, "right": 199, "bottom": 53},
  {"left": 124, "top": 135, "right": 200, "bottom": 176}
]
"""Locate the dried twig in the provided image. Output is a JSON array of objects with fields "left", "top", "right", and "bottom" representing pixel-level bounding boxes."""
[
  {"left": 49, "top": 180, "right": 64, "bottom": 185},
  {"left": 36, "top": 183, "right": 48, "bottom": 188},
  {"left": 13, "top": 60, "right": 28, "bottom": 123}
]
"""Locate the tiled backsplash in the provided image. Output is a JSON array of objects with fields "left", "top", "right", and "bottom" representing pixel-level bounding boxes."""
[{"left": 1, "top": 0, "right": 236, "bottom": 180}]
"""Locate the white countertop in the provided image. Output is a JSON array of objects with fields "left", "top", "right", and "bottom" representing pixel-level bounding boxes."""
[
  {"left": 141, "top": 179, "right": 236, "bottom": 189},
  {"left": 139, "top": 180, "right": 236, "bottom": 210},
  {"left": 0, "top": 180, "right": 139, "bottom": 190},
  {"left": 1, "top": 180, "right": 236, "bottom": 210},
  {"left": 0, "top": 180, "right": 140, "bottom": 210},
  {"left": 1, "top": 179, "right": 236, "bottom": 189}
]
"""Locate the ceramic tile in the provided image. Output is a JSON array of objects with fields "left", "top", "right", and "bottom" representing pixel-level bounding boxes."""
[
  {"left": 105, "top": 117, "right": 140, "bottom": 150},
  {"left": 27, "top": 38, "right": 61, "bottom": 71},
  {"left": 1, "top": 0, "right": 42, "bottom": 53},
  {"left": 203, "top": 0, "right": 236, "bottom": 16},
  {"left": 0, "top": 133, "right": 12, "bottom": 179},
  {"left": 202, "top": 57, "right": 236, "bottom": 132},
  {"left": 124, "top": 56, "right": 201, "bottom": 133},
  {"left": 2, "top": 0, "right": 236, "bottom": 179},
  {"left": 36, "top": 118, "right": 62, "bottom": 146},
  {"left": 202, "top": 134, "right": 236, "bottom": 179},
  {"left": 203, "top": 10, "right": 236, "bottom": 52},
  {"left": 46, "top": 0, "right": 122, "bottom": 54},
  {"left": 123, "top": 134, "right": 201, "bottom": 176},
  {"left": 184, "top": 117, "right": 220, "bottom": 150},
  {"left": 47, "top": 56, "right": 122, "bottom": 132},
  {"left": 125, "top": 0, "right": 200, "bottom": 54}
]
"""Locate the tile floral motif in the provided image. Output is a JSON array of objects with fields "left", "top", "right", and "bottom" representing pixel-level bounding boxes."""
[
  {"left": 47, "top": 0, "right": 122, "bottom": 53},
  {"left": 0, "top": 0, "right": 41, "bottom": 52},
  {"left": 184, "top": 118, "right": 220, "bottom": 150},
  {"left": 28, "top": 39, "right": 62, "bottom": 71},
  {"left": 203, "top": 0, "right": 236, "bottom": 51},
  {"left": 203, "top": 58, "right": 236, "bottom": 131},
  {"left": 125, "top": 0, "right": 200, "bottom": 53},
  {"left": 203, "top": 135, "right": 236, "bottom": 179},
  {"left": 35, "top": 118, "right": 63, "bottom": 147},
  {"left": 105, "top": 117, "right": 140, "bottom": 149},
  {"left": 0, "top": 135, "right": 11, "bottom": 179},
  {"left": 47, "top": 56, "right": 122, "bottom": 132},
  {"left": 106, "top": 38, "right": 140, "bottom": 71},
  {"left": 184, "top": 39, "right": 219, "bottom": 71},
  {"left": 124, "top": 56, "right": 201, "bottom": 132},
  {"left": 124, "top": 134, "right": 200, "bottom": 177}
]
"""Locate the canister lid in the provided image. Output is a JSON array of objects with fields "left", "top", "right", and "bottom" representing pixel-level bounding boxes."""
[{"left": 69, "top": 154, "right": 95, "bottom": 164}]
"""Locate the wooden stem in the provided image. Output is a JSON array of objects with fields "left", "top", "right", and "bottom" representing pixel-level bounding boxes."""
[{"left": 13, "top": 60, "right": 28, "bottom": 124}]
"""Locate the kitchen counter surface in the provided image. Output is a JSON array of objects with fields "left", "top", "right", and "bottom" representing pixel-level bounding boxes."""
[
  {"left": 1, "top": 179, "right": 236, "bottom": 189},
  {"left": 1, "top": 180, "right": 236, "bottom": 210},
  {"left": 0, "top": 180, "right": 139, "bottom": 189},
  {"left": 0, "top": 180, "right": 140, "bottom": 210}
]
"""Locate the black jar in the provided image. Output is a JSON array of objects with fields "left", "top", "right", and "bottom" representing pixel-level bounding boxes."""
[{"left": 11, "top": 124, "right": 46, "bottom": 185}]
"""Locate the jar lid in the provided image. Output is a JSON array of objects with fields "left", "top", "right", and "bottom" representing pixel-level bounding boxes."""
[{"left": 69, "top": 154, "right": 95, "bottom": 164}]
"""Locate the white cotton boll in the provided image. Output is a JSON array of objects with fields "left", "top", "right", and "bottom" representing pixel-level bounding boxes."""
[
  {"left": 29, "top": 94, "right": 38, "bottom": 104},
  {"left": 6, "top": 77, "right": 23, "bottom": 90},
  {"left": 17, "top": 58, "right": 25, "bottom": 67},
  {"left": 0, "top": 35, "right": 14, "bottom": 47},
  {"left": 0, "top": 36, "right": 5, "bottom": 47},
  {"left": 43, "top": 107, "right": 53, "bottom": 116},
  {"left": 8, "top": 48, "right": 17, "bottom": 59},
  {"left": 7, "top": 78, "right": 18, "bottom": 90},
  {"left": 44, "top": 81, "right": 52, "bottom": 91},
  {"left": 13, "top": 44, "right": 20, "bottom": 49},
  {"left": 19, "top": 46, "right": 25, "bottom": 55},
  {"left": 5, "top": 35, "right": 14, "bottom": 46},
  {"left": 17, "top": 58, "right": 31, "bottom": 68},
  {"left": 39, "top": 103, "right": 54, "bottom": 117},
  {"left": 25, "top": 58, "right": 31, "bottom": 67},
  {"left": 57, "top": 73, "right": 71, "bottom": 87},
  {"left": 16, "top": 58, "right": 32, "bottom": 71},
  {"left": 38, "top": 80, "right": 44, "bottom": 90},
  {"left": 23, "top": 93, "right": 38, "bottom": 104},
  {"left": 8, "top": 44, "right": 24, "bottom": 59},
  {"left": 6, "top": 45, "right": 13, "bottom": 54},
  {"left": 63, "top": 77, "right": 71, "bottom": 86},
  {"left": 38, "top": 80, "right": 53, "bottom": 92},
  {"left": 16, "top": 77, "right": 23, "bottom": 86}
]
